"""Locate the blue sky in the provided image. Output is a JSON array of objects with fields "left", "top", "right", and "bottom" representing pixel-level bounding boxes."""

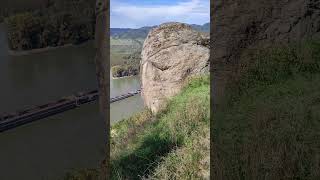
[{"left": 111, "top": 0, "right": 210, "bottom": 28}]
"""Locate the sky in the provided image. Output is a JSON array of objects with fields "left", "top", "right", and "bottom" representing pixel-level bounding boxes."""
[{"left": 110, "top": 0, "right": 210, "bottom": 28}]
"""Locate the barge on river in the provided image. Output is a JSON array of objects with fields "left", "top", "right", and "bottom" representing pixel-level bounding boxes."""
[{"left": 0, "top": 89, "right": 141, "bottom": 132}]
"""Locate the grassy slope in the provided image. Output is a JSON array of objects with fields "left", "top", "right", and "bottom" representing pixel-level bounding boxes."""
[
  {"left": 111, "top": 75, "right": 210, "bottom": 179},
  {"left": 214, "top": 41, "right": 320, "bottom": 179}
]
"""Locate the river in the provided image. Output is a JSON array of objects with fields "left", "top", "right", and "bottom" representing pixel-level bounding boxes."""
[{"left": 0, "top": 24, "right": 144, "bottom": 179}]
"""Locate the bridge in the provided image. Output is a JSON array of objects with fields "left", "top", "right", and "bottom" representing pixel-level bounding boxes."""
[{"left": 0, "top": 89, "right": 141, "bottom": 132}]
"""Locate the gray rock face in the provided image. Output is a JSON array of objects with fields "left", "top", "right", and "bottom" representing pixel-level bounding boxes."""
[
  {"left": 141, "top": 22, "right": 210, "bottom": 113},
  {"left": 212, "top": 0, "right": 320, "bottom": 106}
]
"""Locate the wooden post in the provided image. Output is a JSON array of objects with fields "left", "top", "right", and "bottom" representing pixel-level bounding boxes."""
[{"left": 95, "top": 0, "right": 109, "bottom": 179}]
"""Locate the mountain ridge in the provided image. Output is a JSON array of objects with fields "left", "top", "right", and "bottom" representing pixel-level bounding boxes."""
[{"left": 111, "top": 22, "right": 209, "bottom": 39}]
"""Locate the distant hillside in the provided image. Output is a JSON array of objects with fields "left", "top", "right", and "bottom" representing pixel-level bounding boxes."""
[
  {"left": 190, "top": 23, "right": 210, "bottom": 32},
  {"left": 110, "top": 28, "right": 132, "bottom": 36},
  {"left": 110, "top": 26, "right": 156, "bottom": 39},
  {"left": 110, "top": 23, "right": 209, "bottom": 39}
]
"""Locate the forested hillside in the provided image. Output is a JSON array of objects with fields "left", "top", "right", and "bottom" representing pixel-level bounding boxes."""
[{"left": 3, "top": 0, "right": 96, "bottom": 51}]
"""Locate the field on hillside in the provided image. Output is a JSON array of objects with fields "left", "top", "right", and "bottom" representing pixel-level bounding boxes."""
[{"left": 110, "top": 38, "right": 144, "bottom": 66}]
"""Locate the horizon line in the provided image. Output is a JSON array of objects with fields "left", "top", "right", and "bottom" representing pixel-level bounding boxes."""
[{"left": 110, "top": 22, "right": 210, "bottom": 29}]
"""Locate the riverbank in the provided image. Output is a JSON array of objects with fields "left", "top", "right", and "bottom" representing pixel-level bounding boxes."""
[
  {"left": 8, "top": 44, "right": 73, "bottom": 56},
  {"left": 7, "top": 40, "right": 94, "bottom": 56},
  {"left": 111, "top": 74, "right": 137, "bottom": 80},
  {"left": 111, "top": 64, "right": 139, "bottom": 79}
]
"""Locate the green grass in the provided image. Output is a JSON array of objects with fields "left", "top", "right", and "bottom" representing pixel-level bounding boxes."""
[
  {"left": 111, "top": 75, "right": 210, "bottom": 179},
  {"left": 213, "top": 41, "right": 320, "bottom": 179}
]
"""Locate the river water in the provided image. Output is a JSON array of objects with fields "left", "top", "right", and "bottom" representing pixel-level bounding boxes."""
[
  {"left": 0, "top": 24, "right": 143, "bottom": 179},
  {"left": 110, "top": 74, "right": 144, "bottom": 124}
]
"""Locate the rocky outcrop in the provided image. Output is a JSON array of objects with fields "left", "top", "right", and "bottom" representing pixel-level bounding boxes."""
[
  {"left": 141, "top": 22, "right": 210, "bottom": 113},
  {"left": 212, "top": 0, "right": 320, "bottom": 106}
]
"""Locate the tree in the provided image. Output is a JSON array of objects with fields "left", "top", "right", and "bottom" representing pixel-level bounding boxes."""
[{"left": 94, "top": 0, "right": 109, "bottom": 179}]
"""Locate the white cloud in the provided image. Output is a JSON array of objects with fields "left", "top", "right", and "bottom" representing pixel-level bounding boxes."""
[{"left": 111, "top": 0, "right": 210, "bottom": 28}]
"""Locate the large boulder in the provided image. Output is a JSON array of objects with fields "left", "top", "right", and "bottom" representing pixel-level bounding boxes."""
[{"left": 140, "top": 22, "right": 210, "bottom": 113}]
